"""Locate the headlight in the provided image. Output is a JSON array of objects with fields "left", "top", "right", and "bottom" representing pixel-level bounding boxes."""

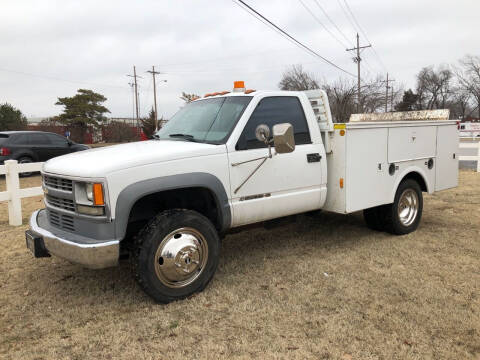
[
  {"left": 86, "top": 183, "right": 93, "bottom": 201},
  {"left": 75, "top": 182, "right": 106, "bottom": 216}
]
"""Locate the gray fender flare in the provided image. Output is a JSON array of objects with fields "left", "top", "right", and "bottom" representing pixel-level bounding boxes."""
[{"left": 114, "top": 172, "right": 231, "bottom": 240}]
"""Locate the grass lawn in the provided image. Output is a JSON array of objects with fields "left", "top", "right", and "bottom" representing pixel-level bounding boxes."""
[{"left": 0, "top": 172, "right": 479, "bottom": 359}]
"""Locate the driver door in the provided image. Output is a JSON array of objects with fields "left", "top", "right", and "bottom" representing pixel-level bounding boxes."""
[{"left": 228, "top": 96, "right": 324, "bottom": 227}]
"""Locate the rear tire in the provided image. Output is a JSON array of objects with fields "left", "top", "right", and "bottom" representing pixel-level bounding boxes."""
[
  {"left": 383, "top": 179, "right": 423, "bottom": 235},
  {"left": 18, "top": 156, "right": 34, "bottom": 177},
  {"left": 363, "top": 206, "right": 386, "bottom": 231},
  {"left": 131, "top": 209, "right": 220, "bottom": 303}
]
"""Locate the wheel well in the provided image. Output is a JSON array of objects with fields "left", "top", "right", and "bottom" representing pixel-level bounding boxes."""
[
  {"left": 402, "top": 172, "right": 427, "bottom": 192},
  {"left": 123, "top": 187, "right": 220, "bottom": 243}
]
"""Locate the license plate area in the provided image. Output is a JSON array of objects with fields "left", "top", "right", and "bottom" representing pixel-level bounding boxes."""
[{"left": 25, "top": 231, "right": 50, "bottom": 258}]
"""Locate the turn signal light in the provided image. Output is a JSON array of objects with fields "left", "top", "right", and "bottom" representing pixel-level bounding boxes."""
[
  {"left": 339, "top": 178, "right": 344, "bottom": 189},
  {"left": 93, "top": 183, "right": 105, "bottom": 206}
]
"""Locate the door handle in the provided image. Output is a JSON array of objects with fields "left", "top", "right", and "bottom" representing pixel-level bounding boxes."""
[{"left": 307, "top": 153, "right": 321, "bottom": 163}]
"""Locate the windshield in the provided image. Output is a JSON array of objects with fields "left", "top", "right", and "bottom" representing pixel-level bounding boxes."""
[{"left": 155, "top": 96, "right": 252, "bottom": 144}]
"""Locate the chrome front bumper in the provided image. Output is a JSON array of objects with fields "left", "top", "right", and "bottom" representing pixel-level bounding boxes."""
[{"left": 28, "top": 209, "right": 119, "bottom": 269}]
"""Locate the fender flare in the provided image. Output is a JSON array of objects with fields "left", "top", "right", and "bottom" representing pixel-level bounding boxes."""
[
  {"left": 389, "top": 166, "right": 431, "bottom": 203},
  {"left": 114, "top": 172, "right": 231, "bottom": 240}
]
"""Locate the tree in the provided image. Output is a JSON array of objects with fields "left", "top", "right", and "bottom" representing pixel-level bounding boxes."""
[
  {"left": 103, "top": 121, "right": 136, "bottom": 143},
  {"left": 322, "top": 76, "right": 393, "bottom": 122},
  {"left": 279, "top": 65, "right": 319, "bottom": 91},
  {"left": 180, "top": 92, "right": 200, "bottom": 103},
  {"left": 416, "top": 66, "right": 453, "bottom": 110},
  {"left": 55, "top": 89, "right": 110, "bottom": 142},
  {"left": 395, "top": 89, "right": 421, "bottom": 111},
  {"left": 456, "top": 55, "right": 480, "bottom": 118},
  {"left": 0, "top": 103, "right": 28, "bottom": 130},
  {"left": 140, "top": 107, "right": 158, "bottom": 138},
  {"left": 322, "top": 79, "right": 357, "bottom": 122}
]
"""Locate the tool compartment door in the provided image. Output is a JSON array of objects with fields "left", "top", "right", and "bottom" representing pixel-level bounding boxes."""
[
  {"left": 387, "top": 126, "right": 437, "bottom": 163},
  {"left": 345, "top": 127, "right": 392, "bottom": 212},
  {"left": 435, "top": 125, "right": 459, "bottom": 191}
]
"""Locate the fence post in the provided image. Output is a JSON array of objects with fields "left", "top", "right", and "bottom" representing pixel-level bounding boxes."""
[
  {"left": 477, "top": 142, "right": 480, "bottom": 173},
  {"left": 5, "top": 160, "right": 22, "bottom": 226}
]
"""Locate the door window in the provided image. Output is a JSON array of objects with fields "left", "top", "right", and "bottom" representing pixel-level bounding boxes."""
[
  {"left": 46, "top": 134, "right": 68, "bottom": 147},
  {"left": 28, "top": 133, "right": 51, "bottom": 145},
  {"left": 9, "top": 134, "right": 29, "bottom": 145},
  {"left": 236, "top": 96, "right": 311, "bottom": 150}
]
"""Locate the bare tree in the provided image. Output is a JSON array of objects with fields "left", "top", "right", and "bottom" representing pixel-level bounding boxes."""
[
  {"left": 416, "top": 65, "right": 453, "bottom": 110},
  {"left": 279, "top": 65, "right": 319, "bottom": 91},
  {"left": 322, "top": 76, "right": 394, "bottom": 122},
  {"left": 455, "top": 55, "right": 480, "bottom": 118},
  {"left": 322, "top": 78, "right": 357, "bottom": 122},
  {"left": 449, "top": 88, "right": 471, "bottom": 119}
]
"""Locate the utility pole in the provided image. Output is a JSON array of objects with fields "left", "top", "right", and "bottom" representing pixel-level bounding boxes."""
[
  {"left": 127, "top": 66, "right": 142, "bottom": 136},
  {"left": 391, "top": 85, "right": 395, "bottom": 111},
  {"left": 128, "top": 82, "right": 135, "bottom": 122},
  {"left": 381, "top": 73, "right": 395, "bottom": 112},
  {"left": 346, "top": 33, "right": 371, "bottom": 113},
  {"left": 146, "top": 66, "right": 167, "bottom": 130}
]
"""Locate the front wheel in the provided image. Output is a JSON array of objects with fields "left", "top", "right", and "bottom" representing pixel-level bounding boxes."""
[
  {"left": 132, "top": 209, "right": 220, "bottom": 303},
  {"left": 383, "top": 179, "right": 423, "bottom": 235}
]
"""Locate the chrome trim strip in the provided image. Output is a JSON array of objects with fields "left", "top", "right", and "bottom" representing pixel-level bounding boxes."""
[{"left": 29, "top": 210, "right": 119, "bottom": 269}]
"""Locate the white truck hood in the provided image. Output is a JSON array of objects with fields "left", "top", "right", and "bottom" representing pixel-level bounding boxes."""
[{"left": 43, "top": 140, "right": 226, "bottom": 178}]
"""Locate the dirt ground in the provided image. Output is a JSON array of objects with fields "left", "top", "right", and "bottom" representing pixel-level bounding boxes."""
[{"left": 0, "top": 172, "right": 479, "bottom": 359}]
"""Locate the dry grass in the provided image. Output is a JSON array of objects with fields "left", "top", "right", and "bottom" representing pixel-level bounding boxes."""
[{"left": 0, "top": 172, "right": 479, "bottom": 359}]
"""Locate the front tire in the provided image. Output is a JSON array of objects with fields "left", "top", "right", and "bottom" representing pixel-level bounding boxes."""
[
  {"left": 383, "top": 179, "right": 423, "bottom": 235},
  {"left": 132, "top": 209, "right": 220, "bottom": 303}
]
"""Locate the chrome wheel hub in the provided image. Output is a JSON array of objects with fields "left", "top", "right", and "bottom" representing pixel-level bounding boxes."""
[
  {"left": 154, "top": 227, "right": 208, "bottom": 288},
  {"left": 397, "top": 189, "right": 419, "bottom": 227}
]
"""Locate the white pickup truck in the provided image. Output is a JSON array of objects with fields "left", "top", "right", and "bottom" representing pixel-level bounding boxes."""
[{"left": 26, "top": 82, "right": 459, "bottom": 303}]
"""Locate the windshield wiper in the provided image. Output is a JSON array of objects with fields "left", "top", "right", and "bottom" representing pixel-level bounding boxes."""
[
  {"left": 168, "top": 133, "right": 200, "bottom": 142},
  {"left": 152, "top": 134, "right": 160, "bottom": 139}
]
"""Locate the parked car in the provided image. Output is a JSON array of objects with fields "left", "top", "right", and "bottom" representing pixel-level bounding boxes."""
[{"left": 0, "top": 131, "right": 89, "bottom": 174}]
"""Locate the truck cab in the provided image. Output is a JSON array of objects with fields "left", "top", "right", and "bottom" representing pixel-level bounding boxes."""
[{"left": 26, "top": 82, "right": 458, "bottom": 303}]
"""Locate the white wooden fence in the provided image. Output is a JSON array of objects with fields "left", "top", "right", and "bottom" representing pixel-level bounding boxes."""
[
  {"left": 0, "top": 160, "right": 44, "bottom": 226},
  {"left": 459, "top": 139, "right": 480, "bottom": 172}
]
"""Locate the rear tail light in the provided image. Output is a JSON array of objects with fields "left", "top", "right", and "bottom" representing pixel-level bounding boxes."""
[{"left": 0, "top": 147, "right": 11, "bottom": 156}]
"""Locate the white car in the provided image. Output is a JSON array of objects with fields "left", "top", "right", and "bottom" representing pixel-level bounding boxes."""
[{"left": 26, "top": 82, "right": 459, "bottom": 303}]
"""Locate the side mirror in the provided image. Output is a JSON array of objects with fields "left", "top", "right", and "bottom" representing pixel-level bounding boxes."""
[
  {"left": 273, "top": 123, "right": 295, "bottom": 153},
  {"left": 255, "top": 124, "right": 270, "bottom": 144}
]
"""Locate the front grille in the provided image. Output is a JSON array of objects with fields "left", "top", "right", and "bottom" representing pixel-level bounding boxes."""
[
  {"left": 43, "top": 175, "right": 73, "bottom": 192},
  {"left": 49, "top": 210, "right": 75, "bottom": 231},
  {"left": 46, "top": 195, "right": 75, "bottom": 212}
]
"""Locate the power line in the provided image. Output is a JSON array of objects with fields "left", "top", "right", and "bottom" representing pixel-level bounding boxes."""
[
  {"left": 298, "top": 0, "right": 349, "bottom": 49},
  {"left": 311, "top": 0, "right": 353, "bottom": 47},
  {"left": 300, "top": 0, "right": 376, "bottom": 77},
  {"left": 342, "top": 0, "right": 388, "bottom": 72},
  {"left": 232, "top": 0, "right": 355, "bottom": 77}
]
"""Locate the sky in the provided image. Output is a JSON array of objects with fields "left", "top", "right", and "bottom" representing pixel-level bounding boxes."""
[{"left": 0, "top": 0, "right": 478, "bottom": 120}]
